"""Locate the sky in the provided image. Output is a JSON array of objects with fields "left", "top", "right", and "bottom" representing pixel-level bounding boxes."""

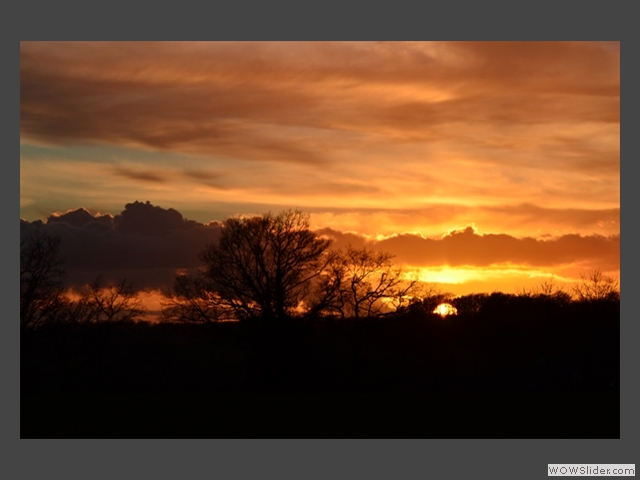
[{"left": 20, "top": 41, "right": 620, "bottom": 306}]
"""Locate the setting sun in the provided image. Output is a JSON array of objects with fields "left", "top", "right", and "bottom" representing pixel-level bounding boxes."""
[{"left": 433, "top": 303, "right": 458, "bottom": 317}]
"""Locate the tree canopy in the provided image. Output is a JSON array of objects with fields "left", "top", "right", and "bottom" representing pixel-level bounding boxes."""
[
  {"left": 198, "top": 210, "right": 334, "bottom": 323},
  {"left": 164, "top": 210, "right": 427, "bottom": 324}
]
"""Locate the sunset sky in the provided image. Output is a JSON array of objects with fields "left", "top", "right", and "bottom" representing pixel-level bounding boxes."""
[{"left": 20, "top": 41, "right": 620, "bottom": 304}]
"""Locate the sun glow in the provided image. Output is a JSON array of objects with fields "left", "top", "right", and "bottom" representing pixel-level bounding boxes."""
[
  {"left": 415, "top": 267, "right": 477, "bottom": 285},
  {"left": 409, "top": 266, "right": 577, "bottom": 291},
  {"left": 433, "top": 303, "right": 457, "bottom": 317}
]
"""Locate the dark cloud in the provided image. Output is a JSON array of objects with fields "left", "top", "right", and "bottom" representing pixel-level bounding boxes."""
[
  {"left": 114, "top": 200, "right": 201, "bottom": 235},
  {"left": 21, "top": 201, "right": 619, "bottom": 293},
  {"left": 19, "top": 52, "right": 328, "bottom": 164},
  {"left": 21, "top": 202, "right": 222, "bottom": 291},
  {"left": 113, "top": 166, "right": 168, "bottom": 183},
  {"left": 374, "top": 227, "right": 619, "bottom": 271},
  {"left": 182, "top": 169, "right": 224, "bottom": 182},
  {"left": 316, "top": 227, "right": 368, "bottom": 250},
  {"left": 276, "top": 222, "right": 619, "bottom": 273},
  {"left": 47, "top": 207, "right": 115, "bottom": 229}
]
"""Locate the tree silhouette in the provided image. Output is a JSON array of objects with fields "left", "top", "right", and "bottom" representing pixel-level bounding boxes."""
[
  {"left": 74, "top": 276, "right": 145, "bottom": 324},
  {"left": 518, "top": 278, "right": 570, "bottom": 300},
  {"left": 198, "top": 210, "right": 334, "bottom": 323},
  {"left": 451, "top": 293, "right": 488, "bottom": 316},
  {"left": 411, "top": 284, "right": 455, "bottom": 316},
  {"left": 21, "top": 228, "right": 145, "bottom": 331},
  {"left": 161, "top": 273, "right": 235, "bottom": 323},
  {"left": 572, "top": 269, "right": 620, "bottom": 302},
  {"left": 325, "top": 245, "right": 421, "bottom": 319},
  {"left": 20, "top": 229, "right": 69, "bottom": 332},
  {"left": 162, "top": 213, "right": 431, "bottom": 323}
]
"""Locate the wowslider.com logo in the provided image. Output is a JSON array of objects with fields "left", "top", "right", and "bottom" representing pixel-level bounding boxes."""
[{"left": 548, "top": 465, "right": 635, "bottom": 476}]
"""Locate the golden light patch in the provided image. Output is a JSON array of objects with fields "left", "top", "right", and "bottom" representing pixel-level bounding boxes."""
[
  {"left": 413, "top": 267, "right": 483, "bottom": 285},
  {"left": 433, "top": 303, "right": 457, "bottom": 317},
  {"left": 410, "top": 266, "right": 575, "bottom": 286}
]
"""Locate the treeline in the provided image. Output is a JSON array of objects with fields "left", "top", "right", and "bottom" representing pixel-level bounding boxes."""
[
  {"left": 21, "top": 292, "right": 619, "bottom": 394},
  {"left": 20, "top": 230, "right": 143, "bottom": 333},
  {"left": 21, "top": 209, "right": 620, "bottom": 330},
  {"left": 20, "top": 209, "right": 619, "bottom": 437},
  {"left": 21, "top": 291, "right": 619, "bottom": 437}
]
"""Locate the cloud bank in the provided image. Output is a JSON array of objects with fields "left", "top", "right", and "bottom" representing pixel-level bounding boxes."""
[
  {"left": 20, "top": 202, "right": 619, "bottom": 294},
  {"left": 21, "top": 201, "right": 222, "bottom": 291},
  {"left": 318, "top": 226, "right": 619, "bottom": 272}
]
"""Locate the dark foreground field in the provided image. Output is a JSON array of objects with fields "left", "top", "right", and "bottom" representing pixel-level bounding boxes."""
[{"left": 21, "top": 299, "right": 619, "bottom": 438}]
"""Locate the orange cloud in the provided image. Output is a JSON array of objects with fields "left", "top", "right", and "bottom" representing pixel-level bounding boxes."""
[
  {"left": 20, "top": 42, "right": 619, "bottom": 164},
  {"left": 21, "top": 201, "right": 620, "bottom": 300},
  {"left": 20, "top": 42, "right": 619, "bottom": 269},
  {"left": 319, "top": 225, "right": 619, "bottom": 271}
]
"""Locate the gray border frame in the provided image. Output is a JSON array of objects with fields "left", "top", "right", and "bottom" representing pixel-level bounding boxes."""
[{"left": 6, "top": 1, "right": 635, "bottom": 479}]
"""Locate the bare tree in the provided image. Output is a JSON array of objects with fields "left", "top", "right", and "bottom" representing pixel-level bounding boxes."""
[
  {"left": 21, "top": 228, "right": 145, "bottom": 331},
  {"left": 518, "top": 278, "right": 572, "bottom": 304},
  {"left": 20, "top": 230, "right": 69, "bottom": 332},
  {"left": 74, "top": 276, "right": 145, "bottom": 324},
  {"left": 161, "top": 211, "right": 426, "bottom": 323},
  {"left": 197, "top": 210, "right": 334, "bottom": 323},
  {"left": 572, "top": 269, "right": 620, "bottom": 302},
  {"left": 327, "top": 245, "right": 422, "bottom": 319}
]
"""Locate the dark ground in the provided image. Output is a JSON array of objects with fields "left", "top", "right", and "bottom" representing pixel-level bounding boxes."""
[{"left": 21, "top": 298, "right": 619, "bottom": 438}]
